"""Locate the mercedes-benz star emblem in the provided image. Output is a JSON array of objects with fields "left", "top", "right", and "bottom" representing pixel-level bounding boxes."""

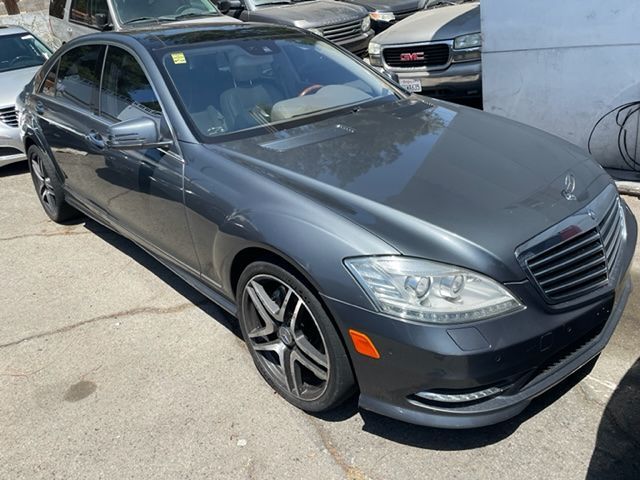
[{"left": 562, "top": 173, "right": 577, "bottom": 201}]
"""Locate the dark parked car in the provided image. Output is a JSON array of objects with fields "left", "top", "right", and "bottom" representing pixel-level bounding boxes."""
[
  {"left": 338, "top": 0, "right": 427, "bottom": 33},
  {"left": 215, "top": 0, "right": 374, "bottom": 55},
  {"left": 19, "top": 24, "right": 636, "bottom": 428}
]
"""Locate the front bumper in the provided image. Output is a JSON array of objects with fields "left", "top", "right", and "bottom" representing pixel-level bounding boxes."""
[
  {"left": 323, "top": 207, "right": 636, "bottom": 429},
  {"left": 0, "top": 120, "right": 25, "bottom": 168},
  {"left": 375, "top": 60, "right": 482, "bottom": 99}
]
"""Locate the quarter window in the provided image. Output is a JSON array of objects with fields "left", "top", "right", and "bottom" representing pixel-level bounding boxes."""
[
  {"left": 70, "top": 0, "right": 109, "bottom": 27},
  {"left": 41, "top": 60, "right": 60, "bottom": 97},
  {"left": 100, "top": 47, "right": 162, "bottom": 122},
  {"left": 49, "top": 0, "right": 66, "bottom": 19},
  {"left": 56, "top": 45, "right": 105, "bottom": 110}
]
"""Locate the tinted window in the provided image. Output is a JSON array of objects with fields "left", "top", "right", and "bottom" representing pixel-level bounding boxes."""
[
  {"left": 70, "top": 0, "right": 109, "bottom": 27},
  {"left": 0, "top": 33, "right": 52, "bottom": 73},
  {"left": 41, "top": 60, "right": 60, "bottom": 97},
  {"left": 56, "top": 45, "right": 104, "bottom": 110},
  {"left": 160, "top": 36, "right": 395, "bottom": 139},
  {"left": 100, "top": 47, "right": 162, "bottom": 122},
  {"left": 50, "top": 0, "right": 66, "bottom": 18},
  {"left": 113, "top": 0, "right": 219, "bottom": 25}
]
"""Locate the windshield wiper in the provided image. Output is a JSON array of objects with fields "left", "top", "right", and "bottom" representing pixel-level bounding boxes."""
[
  {"left": 171, "top": 12, "right": 220, "bottom": 21},
  {"left": 122, "top": 16, "right": 169, "bottom": 25}
]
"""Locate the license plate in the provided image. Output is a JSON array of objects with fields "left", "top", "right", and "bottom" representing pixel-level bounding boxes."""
[{"left": 400, "top": 79, "right": 422, "bottom": 93}]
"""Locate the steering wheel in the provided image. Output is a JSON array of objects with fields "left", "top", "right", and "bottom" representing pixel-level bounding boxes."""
[
  {"left": 175, "top": 5, "right": 203, "bottom": 15},
  {"left": 298, "top": 84, "right": 324, "bottom": 97},
  {"left": 9, "top": 56, "right": 33, "bottom": 67}
]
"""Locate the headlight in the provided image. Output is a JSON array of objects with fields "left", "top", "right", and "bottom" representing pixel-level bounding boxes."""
[
  {"left": 361, "top": 16, "right": 371, "bottom": 32},
  {"left": 368, "top": 41, "right": 381, "bottom": 56},
  {"left": 308, "top": 28, "right": 323, "bottom": 37},
  {"left": 454, "top": 32, "right": 482, "bottom": 50},
  {"left": 370, "top": 11, "right": 395, "bottom": 22},
  {"left": 345, "top": 256, "right": 524, "bottom": 324}
]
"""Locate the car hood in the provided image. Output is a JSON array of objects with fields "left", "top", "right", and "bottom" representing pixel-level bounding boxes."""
[
  {"left": 249, "top": 1, "right": 367, "bottom": 29},
  {"left": 210, "top": 98, "right": 611, "bottom": 281},
  {"left": 341, "top": 0, "right": 426, "bottom": 13},
  {"left": 374, "top": 2, "right": 479, "bottom": 44},
  {"left": 0, "top": 66, "right": 41, "bottom": 107}
]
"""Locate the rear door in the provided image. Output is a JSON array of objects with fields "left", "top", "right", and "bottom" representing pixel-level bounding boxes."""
[{"left": 67, "top": 0, "right": 109, "bottom": 41}]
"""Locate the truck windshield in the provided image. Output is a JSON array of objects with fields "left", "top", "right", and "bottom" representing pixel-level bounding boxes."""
[
  {"left": 159, "top": 34, "right": 398, "bottom": 140},
  {"left": 0, "top": 33, "right": 51, "bottom": 73},
  {"left": 113, "top": 0, "right": 220, "bottom": 24}
]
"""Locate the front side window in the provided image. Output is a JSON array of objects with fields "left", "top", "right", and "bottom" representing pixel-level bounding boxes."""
[
  {"left": 100, "top": 47, "right": 162, "bottom": 122},
  {"left": 113, "top": 0, "right": 220, "bottom": 25},
  {"left": 158, "top": 35, "right": 397, "bottom": 139},
  {"left": 0, "top": 33, "right": 52, "bottom": 73},
  {"left": 70, "top": 0, "right": 109, "bottom": 27},
  {"left": 56, "top": 45, "right": 104, "bottom": 110}
]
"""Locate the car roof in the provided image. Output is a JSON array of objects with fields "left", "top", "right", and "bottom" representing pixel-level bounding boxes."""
[
  {"left": 79, "top": 23, "right": 304, "bottom": 51},
  {"left": 0, "top": 25, "right": 28, "bottom": 37}
]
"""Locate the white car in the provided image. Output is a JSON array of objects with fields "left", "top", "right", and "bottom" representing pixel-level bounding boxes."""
[{"left": 0, "top": 25, "right": 52, "bottom": 168}]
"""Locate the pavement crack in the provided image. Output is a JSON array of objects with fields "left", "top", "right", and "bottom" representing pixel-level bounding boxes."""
[
  {"left": 310, "top": 419, "right": 371, "bottom": 480},
  {"left": 0, "top": 230, "right": 90, "bottom": 242},
  {"left": 0, "top": 301, "right": 208, "bottom": 349}
]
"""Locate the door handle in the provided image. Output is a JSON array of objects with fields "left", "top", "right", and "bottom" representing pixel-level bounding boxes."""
[
  {"left": 35, "top": 101, "right": 45, "bottom": 115},
  {"left": 86, "top": 130, "right": 105, "bottom": 149}
]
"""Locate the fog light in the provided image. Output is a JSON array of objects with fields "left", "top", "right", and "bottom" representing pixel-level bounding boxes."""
[{"left": 414, "top": 385, "right": 509, "bottom": 404}]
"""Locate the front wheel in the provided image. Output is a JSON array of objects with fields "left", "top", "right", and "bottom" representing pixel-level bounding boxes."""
[
  {"left": 27, "top": 145, "right": 79, "bottom": 223},
  {"left": 237, "top": 261, "right": 356, "bottom": 412}
]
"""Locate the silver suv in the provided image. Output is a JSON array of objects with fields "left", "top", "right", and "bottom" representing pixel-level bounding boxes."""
[{"left": 48, "top": 0, "right": 239, "bottom": 48}]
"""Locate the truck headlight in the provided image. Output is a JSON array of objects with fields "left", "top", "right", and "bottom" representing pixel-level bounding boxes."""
[
  {"left": 454, "top": 32, "right": 482, "bottom": 50},
  {"left": 361, "top": 16, "right": 371, "bottom": 32},
  {"left": 368, "top": 41, "right": 381, "bottom": 56},
  {"left": 345, "top": 256, "right": 524, "bottom": 324},
  {"left": 370, "top": 11, "right": 395, "bottom": 22}
]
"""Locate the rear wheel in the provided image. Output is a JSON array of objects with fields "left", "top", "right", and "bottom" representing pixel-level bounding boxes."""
[
  {"left": 237, "top": 261, "right": 356, "bottom": 412},
  {"left": 27, "top": 145, "right": 79, "bottom": 223}
]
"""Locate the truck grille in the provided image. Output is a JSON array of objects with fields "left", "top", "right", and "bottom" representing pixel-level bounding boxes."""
[
  {"left": 321, "top": 19, "right": 363, "bottom": 43},
  {"left": 525, "top": 196, "right": 625, "bottom": 303},
  {"left": 383, "top": 44, "right": 451, "bottom": 69},
  {"left": 0, "top": 106, "right": 18, "bottom": 127}
]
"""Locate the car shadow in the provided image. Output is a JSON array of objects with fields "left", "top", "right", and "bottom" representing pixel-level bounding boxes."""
[
  {"left": 586, "top": 357, "right": 640, "bottom": 479},
  {"left": 81, "top": 218, "right": 242, "bottom": 340},
  {"left": 316, "top": 356, "right": 598, "bottom": 450},
  {"left": 0, "top": 161, "right": 28, "bottom": 177}
]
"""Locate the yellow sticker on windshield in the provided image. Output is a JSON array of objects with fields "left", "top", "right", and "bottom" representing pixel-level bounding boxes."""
[{"left": 171, "top": 52, "right": 187, "bottom": 65}]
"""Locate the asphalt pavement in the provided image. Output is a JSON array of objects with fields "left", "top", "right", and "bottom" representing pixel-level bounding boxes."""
[{"left": 1, "top": 161, "right": 638, "bottom": 480}]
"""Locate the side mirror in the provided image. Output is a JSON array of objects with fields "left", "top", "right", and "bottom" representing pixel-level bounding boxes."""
[
  {"left": 227, "top": 0, "right": 244, "bottom": 11},
  {"left": 95, "top": 13, "right": 110, "bottom": 30},
  {"left": 107, "top": 117, "right": 172, "bottom": 150},
  {"left": 217, "top": 0, "right": 231, "bottom": 14}
]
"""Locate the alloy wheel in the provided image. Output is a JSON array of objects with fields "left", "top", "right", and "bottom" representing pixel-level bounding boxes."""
[
  {"left": 242, "top": 274, "right": 330, "bottom": 401},
  {"left": 30, "top": 150, "right": 56, "bottom": 213}
]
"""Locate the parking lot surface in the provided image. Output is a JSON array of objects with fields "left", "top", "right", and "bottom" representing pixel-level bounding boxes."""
[{"left": 1, "top": 162, "right": 639, "bottom": 480}]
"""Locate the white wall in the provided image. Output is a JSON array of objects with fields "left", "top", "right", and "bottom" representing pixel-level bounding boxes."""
[{"left": 482, "top": 0, "right": 640, "bottom": 171}]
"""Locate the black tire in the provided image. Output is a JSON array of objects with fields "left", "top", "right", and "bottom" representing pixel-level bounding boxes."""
[
  {"left": 27, "top": 145, "right": 80, "bottom": 223},
  {"left": 237, "top": 261, "right": 356, "bottom": 412}
]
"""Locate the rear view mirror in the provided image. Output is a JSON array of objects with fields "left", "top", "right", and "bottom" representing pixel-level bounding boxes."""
[
  {"left": 95, "top": 13, "right": 110, "bottom": 31},
  {"left": 107, "top": 118, "right": 172, "bottom": 150},
  {"left": 217, "top": 0, "right": 232, "bottom": 14}
]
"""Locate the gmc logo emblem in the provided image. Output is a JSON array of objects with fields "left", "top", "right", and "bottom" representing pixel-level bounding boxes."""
[{"left": 400, "top": 52, "right": 424, "bottom": 61}]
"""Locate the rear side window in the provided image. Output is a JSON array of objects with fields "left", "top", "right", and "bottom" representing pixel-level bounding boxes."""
[
  {"left": 100, "top": 47, "right": 162, "bottom": 122},
  {"left": 49, "top": 0, "right": 66, "bottom": 19},
  {"left": 70, "top": 0, "right": 109, "bottom": 27},
  {"left": 56, "top": 45, "right": 105, "bottom": 110}
]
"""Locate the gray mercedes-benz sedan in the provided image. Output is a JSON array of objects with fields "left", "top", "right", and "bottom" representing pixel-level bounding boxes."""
[
  {"left": 0, "top": 25, "right": 52, "bottom": 168},
  {"left": 18, "top": 23, "right": 636, "bottom": 428}
]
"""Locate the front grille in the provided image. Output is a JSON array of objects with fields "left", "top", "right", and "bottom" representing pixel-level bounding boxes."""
[
  {"left": 322, "top": 20, "right": 363, "bottom": 43},
  {"left": 526, "top": 196, "right": 624, "bottom": 302},
  {"left": 383, "top": 44, "right": 451, "bottom": 69},
  {"left": 0, "top": 106, "right": 18, "bottom": 127}
]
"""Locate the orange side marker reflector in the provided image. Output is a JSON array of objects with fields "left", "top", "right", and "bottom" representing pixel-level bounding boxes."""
[{"left": 349, "top": 329, "right": 380, "bottom": 359}]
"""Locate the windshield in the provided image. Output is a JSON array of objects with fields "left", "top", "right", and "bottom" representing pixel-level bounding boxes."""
[
  {"left": 159, "top": 34, "right": 397, "bottom": 140},
  {"left": 113, "top": 0, "right": 220, "bottom": 24},
  {"left": 0, "top": 33, "right": 51, "bottom": 73}
]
